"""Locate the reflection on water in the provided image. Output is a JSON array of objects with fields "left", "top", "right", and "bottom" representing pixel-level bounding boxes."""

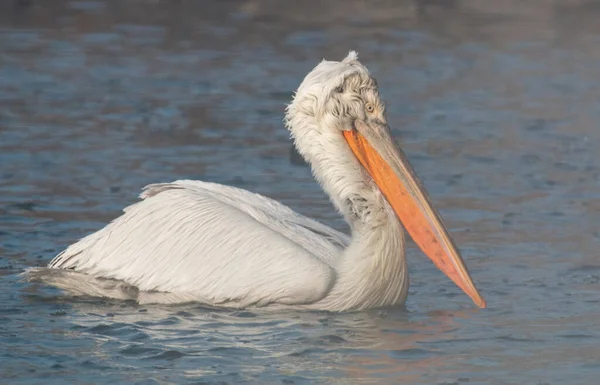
[{"left": 2, "top": 0, "right": 600, "bottom": 383}]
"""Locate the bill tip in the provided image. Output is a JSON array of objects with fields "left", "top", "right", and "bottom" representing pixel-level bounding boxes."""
[{"left": 476, "top": 297, "right": 487, "bottom": 309}]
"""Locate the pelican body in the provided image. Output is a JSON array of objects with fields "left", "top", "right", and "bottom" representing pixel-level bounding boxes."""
[{"left": 27, "top": 52, "right": 485, "bottom": 311}]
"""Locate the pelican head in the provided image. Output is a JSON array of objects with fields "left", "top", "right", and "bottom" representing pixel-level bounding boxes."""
[{"left": 285, "top": 51, "right": 486, "bottom": 308}]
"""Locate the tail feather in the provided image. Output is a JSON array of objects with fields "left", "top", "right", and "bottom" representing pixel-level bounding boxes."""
[
  {"left": 23, "top": 268, "right": 217, "bottom": 305},
  {"left": 24, "top": 268, "right": 140, "bottom": 301}
]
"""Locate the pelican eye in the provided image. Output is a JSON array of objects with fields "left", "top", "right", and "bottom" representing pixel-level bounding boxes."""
[{"left": 365, "top": 103, "right": 375, "bottom": 113}]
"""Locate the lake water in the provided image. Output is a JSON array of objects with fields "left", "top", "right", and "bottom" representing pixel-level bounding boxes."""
[{"left": 1, "top": 1, "right": 600, "bottom": 384}]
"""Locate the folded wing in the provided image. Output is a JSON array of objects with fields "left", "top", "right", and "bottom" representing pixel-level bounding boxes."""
[{"left": 42, "top": 180, "right": 349, "bottom": 306}]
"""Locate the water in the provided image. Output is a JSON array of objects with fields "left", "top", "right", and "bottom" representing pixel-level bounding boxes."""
[{"left": 1, "top": 0, "right": 600, "bottom": 383}]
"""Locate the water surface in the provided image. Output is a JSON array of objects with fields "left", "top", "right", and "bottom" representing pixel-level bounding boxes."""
[{"left": 2, "top": 1, "right": 600, "bottom": 384}]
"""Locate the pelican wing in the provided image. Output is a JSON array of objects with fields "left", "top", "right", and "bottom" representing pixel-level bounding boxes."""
[{"left": 44, "top": 180, "right": 349, "bottom": 306}]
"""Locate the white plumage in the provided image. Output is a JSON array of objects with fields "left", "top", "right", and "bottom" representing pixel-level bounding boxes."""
[{"left": 26, "top": 51, "right": 485, "bottom": 311}]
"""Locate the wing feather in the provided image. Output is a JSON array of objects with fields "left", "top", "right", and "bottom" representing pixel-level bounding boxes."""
[{"left": 46, "top": 180, "right": 349, "bottom": 306}]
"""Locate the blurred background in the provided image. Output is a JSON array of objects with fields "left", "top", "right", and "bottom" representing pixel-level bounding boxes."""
[{"left": 1, "top": 1, "right": 600, "bottom": 384}]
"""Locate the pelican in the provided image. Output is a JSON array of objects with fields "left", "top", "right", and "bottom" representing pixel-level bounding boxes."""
[{"left": 27, "top": 52, "right": 486, "bottom": 311}]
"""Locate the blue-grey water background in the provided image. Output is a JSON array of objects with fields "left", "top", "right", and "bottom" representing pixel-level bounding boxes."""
[{"left": 1, "top": 0, "right": 600, "bottom": 384}]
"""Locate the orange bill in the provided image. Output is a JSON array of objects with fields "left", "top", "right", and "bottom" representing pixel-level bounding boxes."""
[{"left": 343, "top": 128, "right": 486, "bottom": 308}]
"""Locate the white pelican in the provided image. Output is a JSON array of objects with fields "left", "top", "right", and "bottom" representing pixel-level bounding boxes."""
[{"left": 27, "top": 51, "right": 486, "bottom": 311}]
